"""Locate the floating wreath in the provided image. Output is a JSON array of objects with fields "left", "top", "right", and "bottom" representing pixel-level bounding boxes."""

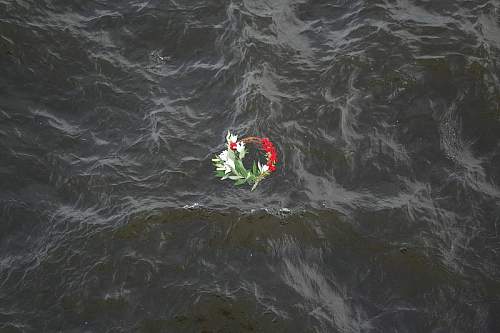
[{"left": 212, "top": 131, "right": 278, "bottom": 190}]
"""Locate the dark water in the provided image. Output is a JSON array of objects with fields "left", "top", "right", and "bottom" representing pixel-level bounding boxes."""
[{"left": 1, "top": 0, "right": 500, "bottom": 332}]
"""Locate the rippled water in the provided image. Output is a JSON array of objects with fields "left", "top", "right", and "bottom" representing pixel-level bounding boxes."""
[{"left": 1, "top": 0, "right": 500, "bottom": 332}]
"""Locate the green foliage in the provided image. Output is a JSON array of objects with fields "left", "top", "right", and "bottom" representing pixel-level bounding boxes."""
[{"left": 212, "top": 147, "right": 269, "bottom": 191}]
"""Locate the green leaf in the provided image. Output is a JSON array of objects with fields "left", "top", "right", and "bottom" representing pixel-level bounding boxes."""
[
  {"left": 252, "top": 161, "right": 257, "bottom": 174},
  {"left": 246, "top": 174, "right": 256, "bottom": 184},
  {"left": 234, "top": 178, "right": 246, "bottom": 186},
  {"left": 227, "top": 149, "right": 236, "bottom": 160},
  {"left": 215, "top": 170, "right": 225, "bottom": 178},
  {"left": 239, "top": 148, "right": 246, "bottom": 159},
  {"left": 235, "top": 160, "right": 247, "bottom": 177}
]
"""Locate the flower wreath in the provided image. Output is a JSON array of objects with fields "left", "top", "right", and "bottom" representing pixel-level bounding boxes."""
[{"left": 212, "top": 131, "right": 278, "bottom": 190}]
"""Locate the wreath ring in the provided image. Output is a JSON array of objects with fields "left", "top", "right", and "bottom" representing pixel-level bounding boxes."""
[{"left": 212, "top": 131, "right": 278, "bottom": 190}]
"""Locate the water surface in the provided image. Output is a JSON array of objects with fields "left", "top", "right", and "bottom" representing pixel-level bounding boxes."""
[{"left": 1, "top": 0, "right": 500, "bottom": 332}]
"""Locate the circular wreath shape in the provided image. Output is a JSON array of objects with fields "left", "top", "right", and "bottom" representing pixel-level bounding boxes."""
[{"left": 212, "top": 131, "right": 278, "bottom": 190}]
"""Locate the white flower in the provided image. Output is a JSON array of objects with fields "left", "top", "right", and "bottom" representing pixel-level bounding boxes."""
[
  {"left": 216, "top": 158, "right": 234, "bottom": 174},
  {"left": 218, "top": 150, "right": 229, "bottom": 162},
  {"left": 223, "top": 163, "right": 232, "bottom": 174},
  {"left": 236, "top": 141, "right": 246, "bottom": 158},
  {"left": 226, "top": 130, "right": 238, "bottom": 144},
  {"left": 215, "top": 160, "right": 232, "bottom": 174},
  {"left": 225, "top": 158, "right": 235, "bottom": 171},
  {"left": 258, "top": 161, "right": 269, "bottom": 174},
  {"left": 236, "top": 141, "right": 245, "bottom": 152}
]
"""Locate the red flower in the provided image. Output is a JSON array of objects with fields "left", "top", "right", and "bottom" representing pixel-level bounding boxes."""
[
  {"left": 261, "top": 138, "right": 273, "bottom": 150},
  {"left": 270, "top": 148, "right": 277, "bottom": 159},
  {"left": 260, "top": 138, "right": 273, "bottom": 151},
  {"left": 260, "top": 137, "right": 277, "bottom": 170},
  {"left": 229, "top": 142, "right": 237, "bottom": 150}
]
